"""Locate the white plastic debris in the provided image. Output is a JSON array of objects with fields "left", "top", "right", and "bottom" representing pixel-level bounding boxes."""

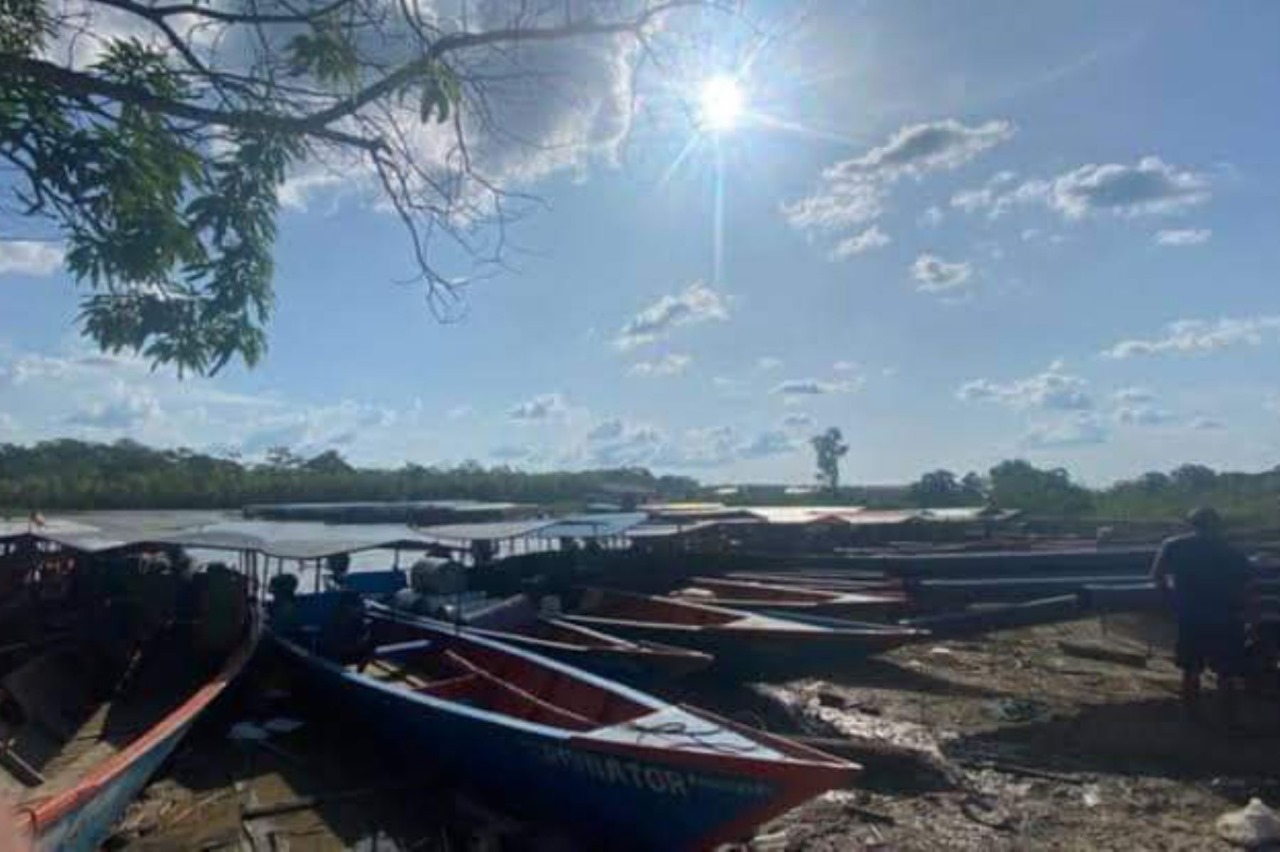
[
  {"left": 1082, "top": 784, "right": 1101, "bottom": 808},
  {"left": 1216, "top": 798, "right": 1280, "bottom": 848},
  {"left": 227, "top": 722, "right": 269, "bottom": 742},
  {"left": 262, "top": 717, "right": 305, "bottom": 734}
]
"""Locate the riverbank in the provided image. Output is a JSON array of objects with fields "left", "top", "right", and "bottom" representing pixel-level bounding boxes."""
[{"left": 113, "top": 617, "right": 1280, "bottom": 850}]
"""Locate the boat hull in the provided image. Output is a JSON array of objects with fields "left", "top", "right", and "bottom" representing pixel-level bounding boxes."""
[
  {"left": 270, "top": 620, "right": 849, "bottom": 849},
  {"left": 560, "top": 614, "right": 917, "bottom": 678},
  {"left": 471, "top": 627, "right": 712, "bottom": 683},
  {"left": 16, "top": 613, "right": 260, "bottom": 851}
]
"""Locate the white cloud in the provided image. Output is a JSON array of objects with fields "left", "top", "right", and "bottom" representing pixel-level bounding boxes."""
[
  {"left": 628, "top": 353, "right": 691, "bottom": 377},
  {"left": 1049, "top": 157, "right": 1210, "bottom": 218},
  {"left": 829, "top": 120, "right": 1015, "bottom": 182},
  {"left": 1189, "top": 416, "right": 1225, "bottom": 431},
  {"left": 958, "top": 362, "right": 1093, "bottom": 411},
  {"left": 737, "top": 430, "right": 798, "bottom": 459},
  {"left": 1102, "top": 316, "right": 1280, "bottom": 359},
  {"left": 771, "top": 378, "right": 856, "bottom": 396},
  {"left": 953, "top": 157, "right": 1210, "bottom": 221},
  {"left": 1155, "top": 228, "right": 1212, "bottom": 247},
  {"left": 614, "top": 281, "right": 728, "bottom": 350},
  {"left": 0, "top": 241, "right": 64, "bottom": 276},
  {"left": 446, "top": 405, "right": 473, "bottom": 420},
  {"left": 919, "top": 206, "right": 944, "bottom": 227},
  {"left": 1022, "top": 413, "right": 1108, "bottom": 449},
  {"left": 784, "top": 119, "right": 1013, "bottom": 254},
  {"left": 1112, "top": 387, "right": 1155, "bottom": 404},
  {"left": 63, "top": 382, "right": 162, "bottom": 430},
  {"left": 1114, "top": 405, "right": 1176, "bottom": 426},
  {"left": 508, "top": 393, "right": 568, "bottom": 422},
  {"left": 832, "top": 360, "right": 859, "bottom": 373},
  {"left": 587, "top": 418, "right": 626, "bottom": 442},
  {"left": 828, "top": 225, "right": 890, "bottom": 259},
  {"left": 782, "top": 412, "right": 815, "bottom": 430},
  {"left": 781, "top": 179, "right": 885, "bottom": 231},
  {"left": 757, "top": 357, "right": 783, "bottom": 371},
  {"left": 910, "top": 254, "right": 973, "bottom": 293}
]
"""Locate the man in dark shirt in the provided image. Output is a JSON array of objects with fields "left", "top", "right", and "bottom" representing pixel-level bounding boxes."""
[{"left": 1150, "top": 507, "right": 1253, "bottom": 721}]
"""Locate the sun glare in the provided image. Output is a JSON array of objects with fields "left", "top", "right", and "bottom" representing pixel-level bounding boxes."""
[{"left": 698, "top": 75, "right": 745, "bottom": 133}]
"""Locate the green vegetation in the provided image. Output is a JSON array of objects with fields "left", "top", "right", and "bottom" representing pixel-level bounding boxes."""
[
  {"left": 0, "top": 439, "right": 1275, "bottom": 524},
  {"left": 0, "top": 0, "right": 716, "bottom": 374},
  {"left": 0, "top": 439, "right": 697, "bottom": 511},
  {"left": 810, "top": 427, "right": 848, "bottom": 495}
]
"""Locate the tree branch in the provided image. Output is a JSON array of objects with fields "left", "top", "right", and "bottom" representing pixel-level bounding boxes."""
[{"left": 0, "top": 53, "right": 382, "bottom": 150}]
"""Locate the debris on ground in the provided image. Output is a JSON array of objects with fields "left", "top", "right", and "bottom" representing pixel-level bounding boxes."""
[{"left": 1216, "top": 798, "right": 1280, "bottom": 848}]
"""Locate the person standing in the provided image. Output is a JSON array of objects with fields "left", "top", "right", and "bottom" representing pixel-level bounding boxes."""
[{"left": 1150, "top": 507, "right": 1253, "bottom": 723}]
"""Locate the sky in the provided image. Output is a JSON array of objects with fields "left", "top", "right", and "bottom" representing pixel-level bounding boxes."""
[{"left": 1, "top": 0, "right": 1279, "bottom": 486}]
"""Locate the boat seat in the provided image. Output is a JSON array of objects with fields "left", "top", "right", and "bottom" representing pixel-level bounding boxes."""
[
  {"left": 415, "top": 673, "right": 482, "bottom": 700},
  {"left": 371, "top": 639, "right": 433, "bottom": 660}
]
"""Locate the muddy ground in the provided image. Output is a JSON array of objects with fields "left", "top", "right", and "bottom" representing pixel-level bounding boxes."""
[{"left": 112, "top": 617, "right": 1280, "bottom": 850}]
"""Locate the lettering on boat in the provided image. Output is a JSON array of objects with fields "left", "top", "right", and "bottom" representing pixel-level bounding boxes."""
[{"left": 533, "top": 745, "right": 771, "bottom": 798}]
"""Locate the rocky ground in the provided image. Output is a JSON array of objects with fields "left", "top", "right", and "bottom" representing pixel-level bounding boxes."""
[{"left": 111, "top": 617, "right": 1280, "bottom": 850}]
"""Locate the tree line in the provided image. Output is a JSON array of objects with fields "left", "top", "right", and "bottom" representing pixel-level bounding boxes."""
[
  {"left": 0, "top": 439, "right": 698, "bottom": 511},
  {"left": 0, "top": 439, "right": 1276, "bottom": 523}
]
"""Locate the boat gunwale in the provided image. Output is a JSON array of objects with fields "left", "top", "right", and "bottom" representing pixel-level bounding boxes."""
[{"left": 15, "top": 606, "right": 262, "bottom": 838}]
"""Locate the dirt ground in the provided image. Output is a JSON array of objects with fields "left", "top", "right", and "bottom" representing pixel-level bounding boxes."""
[
  {"left": 748, "top": 617, "right": 1280, "bottom": 851},
  {"left": 111, "top": 618, "right": 1280, "bottom": 850}
]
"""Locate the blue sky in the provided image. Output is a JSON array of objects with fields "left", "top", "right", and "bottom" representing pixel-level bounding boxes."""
[{"left": 2, "top": 0, "right": 1278, "bottom": 485}]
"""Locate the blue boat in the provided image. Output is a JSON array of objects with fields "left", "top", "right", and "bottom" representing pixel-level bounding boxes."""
[{"left": 269, "top": 591, "right": 856, "bottom": 850}]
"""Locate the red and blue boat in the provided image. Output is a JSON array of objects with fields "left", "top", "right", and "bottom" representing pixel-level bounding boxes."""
[{"left": 269, "top": 591, "right": 857, "bottom": 850}]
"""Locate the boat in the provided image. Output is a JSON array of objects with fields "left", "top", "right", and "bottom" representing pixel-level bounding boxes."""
[
  {"left": 341, "top": 571, "right": 714, "bottom": 683},
  {"left": 899, "top": 594, "right": 1084, "bottom": 638},
  {"left": 369, "top": 597, "right": 713, "bottom": 683},
  {"left": 268, "top": 590, "right": 857, "bottom": 850},
  {"left": 3, "top": 553, "right": 259, "bottom": 851},
  {"left": 672, "top": 576, "right": 906, "bottom": 619},
  {"left": 560, "top": 588, "right": 928, "bottom": 677},
  {"left": 723, "top": 571, "right": 902, "bottom": 593}
]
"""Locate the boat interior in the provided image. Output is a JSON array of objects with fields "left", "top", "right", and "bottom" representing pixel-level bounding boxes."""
[
  {"left": 575, "top": 588, "right": 740, "bottom": 627},
  {"left": 280, "top": 592, "right": 652, "bottom": 732},
  {"left": 0, "top": 539, "right": 249, "bottom": 802},
  {"left": 684, "top": 577, "right": 843, "bottom": 604}
]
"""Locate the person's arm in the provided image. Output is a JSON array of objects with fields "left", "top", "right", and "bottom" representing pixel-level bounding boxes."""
[{"left": 1150, "top": 541, "right": 1174, "bottom": 607}]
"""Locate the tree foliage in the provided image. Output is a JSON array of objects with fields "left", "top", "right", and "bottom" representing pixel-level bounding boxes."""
[
  {"left": 908, "top": 469, "right": 987, "bottom": 507},
  {"left": 0, "top": 438, "right": 698, "bottom": 510},
  {"left": 809, "top": 427, "right": 848, "bottom": 495},
  {"left": 0, "top": 0, "right": 725, "bottom": 374}
]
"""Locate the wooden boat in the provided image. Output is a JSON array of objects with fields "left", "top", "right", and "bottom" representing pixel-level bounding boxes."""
[
  {"left": 561, "top": 588, "right": 927, "bottom": 677},
  {"left": 4, "top": 559, "right": 259, "bottom": 851},
  {"left": 673, "top": 576, "right": 906, "bottom": 619},
  {"left": 369, "top": 597, "right": 713, "bottom": 683},
  {"left": 900, "top": 594, "right": 1084, "bottom": 639},
  {"left": 269, "top": 591, "right": 856, "bottom": 850},
  {"left": 724, "top": 571, "right": 902, "bottom": 593},
  {"left": 340, "top": 572, "right": 714, "bottom": 683}
]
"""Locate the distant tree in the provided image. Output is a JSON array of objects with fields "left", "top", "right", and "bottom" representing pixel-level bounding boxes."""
[
  {"left": 810, "top": 428, "right": 849, "bottom": 495},
  {"left": 988, "top": 459, "right": 1093, "bottom": 516},
  {"left": 1170, "top": 464, "right": 1217, "bottom": 492},
  {"left": 303, "top": 449, "right": 354, "bottom": 475},
  {"left": 909, "top": 469, "right": 959, "bottom": 506},
  {"left": 960, "top": 471, "right": 988, "bottom": 501},
  {"left": 263, "top": 446, "right": 303, "bottom": 470},
  {"left": 0, "top": 0, "right": 731, "bottom": 374}
]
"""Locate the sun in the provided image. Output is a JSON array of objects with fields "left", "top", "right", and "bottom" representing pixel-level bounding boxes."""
[{"left": 698, "top": 74, "right": 745, "bottom": 133}]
